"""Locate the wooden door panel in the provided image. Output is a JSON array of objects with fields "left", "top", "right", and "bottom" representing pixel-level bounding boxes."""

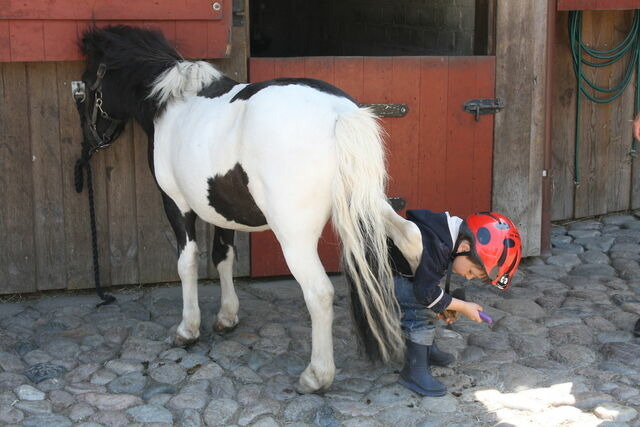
[{"left": 249, "top": 56, "right": 495, "bottom": 277}]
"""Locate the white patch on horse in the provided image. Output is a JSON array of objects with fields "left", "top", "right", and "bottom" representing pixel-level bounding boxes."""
[
  {"left": 176, "top": 240, "right": 200, "bottom": 343},
  {"left": 383, "top": 202, "right": 423, "bottom": 273},
  {"left": 214, "top": 246, "right": 239, "bottom": 332}
]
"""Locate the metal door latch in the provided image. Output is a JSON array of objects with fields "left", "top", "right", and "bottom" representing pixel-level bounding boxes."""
[
  {"left": 463, "top": 98, "right": 504, "bottom": 121},
  {"left": 359, "top": 103, "right": 409, "bottom": 118}
]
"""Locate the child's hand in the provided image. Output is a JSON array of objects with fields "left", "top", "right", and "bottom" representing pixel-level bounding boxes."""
[
  {"left": 442, "top": 297, "right": 484, "bottom": 323},
  {"left": 459, "top": 301, "right": 484, "bottom": 323},
  {"left": 437, "top": 310, "right": 459, "bottom": 324}
]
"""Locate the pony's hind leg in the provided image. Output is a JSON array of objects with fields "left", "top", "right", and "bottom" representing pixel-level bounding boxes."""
[
  {"left": 211, "top": 227, "right": 240, "bottom": 333},
  {"left": 161, "top": 194, "right": 201, "bottom": 346},
  {"left": 279, "top": 238, "right": 336, "bottom": 393}
]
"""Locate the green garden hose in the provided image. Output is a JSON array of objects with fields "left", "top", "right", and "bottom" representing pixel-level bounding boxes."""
[{"left": 568, "top": 10, "right": 640, "bottom": 185}]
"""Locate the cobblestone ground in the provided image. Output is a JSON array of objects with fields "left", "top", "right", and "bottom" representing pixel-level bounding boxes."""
[{"left": 1, "top": 213, "right": 640, "bottom": 427}]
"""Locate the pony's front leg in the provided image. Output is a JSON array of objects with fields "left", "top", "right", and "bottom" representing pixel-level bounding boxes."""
[
  {"left": 161, "top": 194, "right": 201, "bottom": 346},
  {"left": 281, "top": 242, "right": 335, "bottom": 393},
  {"left": 211, "top": 227, "right": 240, "bottom": 332}
]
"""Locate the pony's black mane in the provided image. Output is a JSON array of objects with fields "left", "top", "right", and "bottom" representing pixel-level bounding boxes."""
[
  {"left": 80, "top": 25, "right": 182, "bottom": 73},
  {"left": 80, "top": 25, "right": 183, "bottom": 131}
]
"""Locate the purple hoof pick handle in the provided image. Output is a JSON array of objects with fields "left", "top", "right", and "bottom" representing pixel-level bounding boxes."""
[{"left": 478, "top": 311, "right": 493, "bottom": 323}]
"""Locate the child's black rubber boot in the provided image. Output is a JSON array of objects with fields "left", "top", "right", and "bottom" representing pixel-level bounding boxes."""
[
  {"left": 429, "top": 342, "right": 454, "bottom": 367},
  {"left": 399, "top": 340, "right": 447, "bottom": 397}
]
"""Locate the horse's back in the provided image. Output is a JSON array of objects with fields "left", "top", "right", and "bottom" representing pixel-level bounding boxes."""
[{"left": 153, "top": 81, "right": 359, "bottom": 230}]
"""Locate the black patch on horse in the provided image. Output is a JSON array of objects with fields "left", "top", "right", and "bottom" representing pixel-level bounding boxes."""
[
  {"left": 161, "top": 192, "right": 197, "bottom": 254},
  {"left": 198, "top": 76, "right": 239, "bottom": 99},
  {"left": 212, "top": 227, "right": 235, "bottom": 266},
  {"left": 230, "top": 78, "right": 356, "bottom": 103},
  {"left": 207, "top": 164, "right": 267, "bottom": 227}
]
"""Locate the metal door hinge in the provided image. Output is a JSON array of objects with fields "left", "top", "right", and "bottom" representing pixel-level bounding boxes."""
[
  {"left": 233, "top": 0, "right": 245, "bottom": 26},
  {"left": 359, "top": 103, "right": 409, "bottom": 118},
  {"left": 463, "top": 98, "right": 504, "bottom": 121}
]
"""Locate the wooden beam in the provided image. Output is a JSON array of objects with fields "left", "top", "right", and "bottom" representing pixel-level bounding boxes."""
[{"left": 493, "top": 0, "right": 547, "bottom": 257}]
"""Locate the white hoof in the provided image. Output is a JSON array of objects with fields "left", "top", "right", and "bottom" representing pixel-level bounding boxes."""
[
  {"left": 213, "top": 314, "right": 239, "bottom": 333},
  {"left": 174, "top": 321, "right": 200, "bottom": 347},
  {"left": 297, "top": 363, "right": 335, "bottom": 394}
]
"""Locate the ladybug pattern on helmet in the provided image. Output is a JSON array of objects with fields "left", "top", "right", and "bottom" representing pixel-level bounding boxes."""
[{"left": 465, "top": 212, "right": 522, "bottom": 290}]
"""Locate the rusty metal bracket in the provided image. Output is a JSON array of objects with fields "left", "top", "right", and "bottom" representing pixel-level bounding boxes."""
[{"left": 359, "top": 103, "right": 409, "bottom": 118}]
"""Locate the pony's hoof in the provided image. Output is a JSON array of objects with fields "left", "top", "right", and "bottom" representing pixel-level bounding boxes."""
[
  {"left": 213, "top": 315, "right": 239, "bottom": 333},
  {"left": 173, "top": 333, "right": 199, "bottom": 348},
  {"left": 297, "top": 365, "right": 334, "bottom": 394}
]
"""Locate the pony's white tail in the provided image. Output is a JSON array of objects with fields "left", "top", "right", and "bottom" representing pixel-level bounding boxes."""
[
  {"left": 332, "top": 107, "right": 404, "bottom": 362},
  {"left": 148, "top": 60, "right": 221, "bottom": 105}
]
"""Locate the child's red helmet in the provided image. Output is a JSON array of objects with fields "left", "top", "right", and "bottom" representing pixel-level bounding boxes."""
[{"left": 466, "top": 212, "right": 522, "bottom": 290}]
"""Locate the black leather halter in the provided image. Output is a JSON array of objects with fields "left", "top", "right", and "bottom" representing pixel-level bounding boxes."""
[{"left": 76, "top": 63, "right": 123, "bottom": 154}]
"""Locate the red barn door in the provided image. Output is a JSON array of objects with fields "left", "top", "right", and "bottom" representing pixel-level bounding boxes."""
[{"left": 249, "top": 56, "right": 496, "bottom": 277}]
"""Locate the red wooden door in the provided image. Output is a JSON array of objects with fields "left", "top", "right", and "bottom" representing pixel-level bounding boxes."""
[{"left": 249, "top": 56, "right": 495, "bottom": 277}]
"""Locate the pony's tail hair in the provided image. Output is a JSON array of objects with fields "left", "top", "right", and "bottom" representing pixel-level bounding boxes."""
[
  {"left": 148, "top": 60, "right": 221, "bottom": 105},
  {"left": 332, "top": 107, "right": 404, "bottom": 363}
]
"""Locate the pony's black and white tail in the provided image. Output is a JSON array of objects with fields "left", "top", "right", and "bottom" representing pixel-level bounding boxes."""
[{"left": 332, "top": 108, "right": 404, "bottom": 362}]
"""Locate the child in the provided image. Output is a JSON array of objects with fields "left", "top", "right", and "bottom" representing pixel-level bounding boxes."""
[{"left": 389, "top": 210, "right": 522, "bottom": 396}]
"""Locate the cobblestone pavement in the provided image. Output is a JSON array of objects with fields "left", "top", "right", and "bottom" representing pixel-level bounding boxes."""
[{"left": 1, "top": 213, "right": 640, "bottom": 427}]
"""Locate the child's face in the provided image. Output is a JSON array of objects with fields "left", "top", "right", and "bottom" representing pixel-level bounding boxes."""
[
  {"left": 451, "top": 240, "right": 488, "bottom": 281},
  {"left": 452, "top": 256, "right": 487, "bottom": 280}
]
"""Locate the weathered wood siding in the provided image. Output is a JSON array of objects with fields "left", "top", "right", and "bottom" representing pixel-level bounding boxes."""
[
  {"left": 0, "top": 38, "right": 249, "bottom": 296},
  {"left": 493, "top": 0, "right": 547, "bottom": 257},
  {"left": 551, "top": 10, "right": 637, "bottom": 220}
]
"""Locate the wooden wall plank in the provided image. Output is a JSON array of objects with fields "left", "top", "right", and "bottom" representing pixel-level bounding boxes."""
[
  {"left": 9, "top": 21, "right": 44, "bottom": 62},
  {"left": 472, "top": 56, "right": 496, "bottom": 214},
  {"left": 0, "top": 21, "right": 10, "bottom": 61},
  {"left": 274, "top": 57, "right": 305, "bottom": 79},
  {"left": 142, "top": 21, "right": 177, "bottom": 46},
  {"left": 551, "top": 11, "right": 577, "bottom": 221},
  {"left": 606, "top": 11, "right": 634, "bottom": 213},
  {"left": 525, "top": 0, "right": 547, "bottom": 257},
  {"left": 574, "top": 11, "right": 626, "bottom": 217},
  {"left": 27, "top": 62, "right": 67, "bottom": 290},
  {"left": 303, "top": 57, "right": 335, "bottom": 83},
  {"left": 417, "top": 57, "right": 449, "bottom": 212},
  {"left": 44, "top": 21, "right": 81, "bottom": 61},
  {"left": 0, "top": 63, "right": 37, "bottom": 293},
  {"left": 494, "top": 0, "right": 545, "bottom": 256},
  {"left": 1, "top": 0, "right": 224, "bottom": 20},
  {"left": 446, "top": 57, "right": 480, "bottom": 218},
  {"left": 104, "top": 123, "right": 139, "bottom": 285},
  {"left": 389, "top": 56, "right": 421, "bottom": 212},
  {"left": 334, "top": 57, "right": 364, "bottom": 100},
  {"left": 176, "top": 21, "right": 209, "bottom": 59}
]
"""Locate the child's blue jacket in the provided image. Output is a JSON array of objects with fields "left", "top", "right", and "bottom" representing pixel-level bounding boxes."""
[{"left": 389, "top": 209, "right": 454, "bottom": 313}]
